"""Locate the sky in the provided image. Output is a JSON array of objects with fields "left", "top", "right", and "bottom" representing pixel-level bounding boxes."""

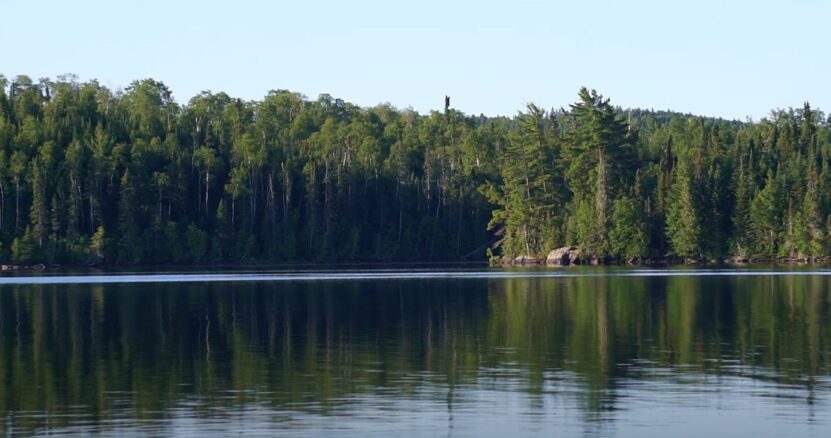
[{"left": 3, "top": 0, "right": 829, "bottom": 120}]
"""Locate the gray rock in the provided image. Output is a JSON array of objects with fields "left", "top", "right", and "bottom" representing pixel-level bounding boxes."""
[
  {"left": 546, "top": 246, "right": 581, "bottom": 266},
  {"left": 514, "top": 255, "right": 540, "bottom": 265}
]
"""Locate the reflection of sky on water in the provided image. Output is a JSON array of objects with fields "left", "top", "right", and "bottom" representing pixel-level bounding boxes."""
[
  {"left": 2, "top": 268, "right": 831, "bottom": 285},
  {"left": 9, "top": 371, "right": 829, "bottom": 437},
  {"left": 0, "top": 271, "right": 829, "bottom": 436}
]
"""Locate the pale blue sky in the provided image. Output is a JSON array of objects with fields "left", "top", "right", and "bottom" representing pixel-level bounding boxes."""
[{"left": 3, "top": 0, "right": 828, "bottom": 120}]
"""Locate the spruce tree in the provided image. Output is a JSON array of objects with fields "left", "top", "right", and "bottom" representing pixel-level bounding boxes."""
[
  {"left": 117, "top": 170, "right": 141, "bottom": 263},
  {"left": 666, "top": 162, "right": 701, "bottom": 257},
  {"left": 565, "top": 88, "right": 633, "bottom": 257},
  {"left": 749, "top": 172, "right": 783, "bottom": 257},
  {"left": 609, "top": 196, "right": 648, "bottom": 259}
]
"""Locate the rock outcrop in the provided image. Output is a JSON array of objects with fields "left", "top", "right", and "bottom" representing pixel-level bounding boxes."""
[
  {"left": 1, "top": 263, "right": 46, "bottom": 271},
  {"left": 546, "top": 246, "right": 581, "bottom": 266},
  {"left": 514, "top": 255, "right": 540, "bottom": 265}
]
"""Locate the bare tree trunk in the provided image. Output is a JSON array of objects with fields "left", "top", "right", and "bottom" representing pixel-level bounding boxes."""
[
  {"left": 268, "top": 173, "right": 276, "bottom": 239},
  {"left": 15, "top": 180, "right": 19, "bottom": 233},
  {"left": 596, "top": 149, "right": 608, "bottom": 224},
  {"left": 0, "top": 183, "right": 4, "bottom": 231},
  {"left": 205, "top": 170, "right": 210, "bottom": 215}
]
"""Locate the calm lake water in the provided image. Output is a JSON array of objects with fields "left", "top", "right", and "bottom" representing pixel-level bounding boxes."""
[{"left": 1, "top": 268, "right": 830, "bottom": 436}]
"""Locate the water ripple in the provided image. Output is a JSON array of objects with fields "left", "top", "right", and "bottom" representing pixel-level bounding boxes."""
[{"left": 0, "top": 268, "right": 830, "bottom": 285}]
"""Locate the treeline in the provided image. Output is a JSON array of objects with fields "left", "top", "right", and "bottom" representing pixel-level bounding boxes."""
[
  {"left": 0, "top": 74, "right": 496, "bottom": 264},
  {"left": 487, "top": 89, "right": 831, "bottom": 261},
  {"left": 0, "top": 74, "right": 829, "bottom": 264}
]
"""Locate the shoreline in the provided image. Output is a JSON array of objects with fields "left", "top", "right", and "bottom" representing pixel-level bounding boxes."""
[
  {"left": 1, "top": 257, "right": 829, "bottom": 274},
  {"left": 499, "top": 256, "right": 831, "bottom": 267},
  {"left": 0, "top": 260, "right": 491, "bottom": 273}
]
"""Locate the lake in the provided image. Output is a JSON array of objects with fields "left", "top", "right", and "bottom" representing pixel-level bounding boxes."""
[{"left": 0, "top": 267, "right": 829, "bottom": 436}]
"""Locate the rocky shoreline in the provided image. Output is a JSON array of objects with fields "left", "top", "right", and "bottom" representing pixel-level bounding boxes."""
[
  {"left": 1, "top": 264, "right": 47, "bottom": 272},
  {"left": 499, "top": 246, "right": 830, "bottom": 266}
]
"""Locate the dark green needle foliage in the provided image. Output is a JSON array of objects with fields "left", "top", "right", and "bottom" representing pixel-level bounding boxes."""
[{"left": 0, "top": 73, "right": 828, "bottom": 264}]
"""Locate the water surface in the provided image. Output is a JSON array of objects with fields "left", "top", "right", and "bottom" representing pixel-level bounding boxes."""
[{"left": 1, "top": 268, "right": 829, "bottom": 436}]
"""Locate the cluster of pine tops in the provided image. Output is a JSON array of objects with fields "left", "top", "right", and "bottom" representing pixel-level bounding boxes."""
[{"left": 0, "top": 74, "right": 829, "bottom": 265}]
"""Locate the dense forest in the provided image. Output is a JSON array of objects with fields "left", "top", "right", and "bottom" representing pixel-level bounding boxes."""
[{"left": 0, "top": 73, "right": 829, "bottom": 265}]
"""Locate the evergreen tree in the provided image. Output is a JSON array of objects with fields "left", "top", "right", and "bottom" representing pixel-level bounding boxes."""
[
  {"left": 0, "top": 72, "right": 828, "bottom": 265},
  {"left": 609, "top": 196, "right": 648, "bottom": 259},
  {"left": 749, "top": 172, "right": 784, "bottom": 257},
  {"left": 483, "top": 104, "right": 558, "bottom": 257},
  {"left": 730, "top": 158, "right": 754, "bottom": 257},
  {"left": 666, "top": 162, "right": 701, "bottom": 257},
  {"left": 185, "top": 223, "right": 208, "bottom": 262},
  {"left": 117, "top": 170, "right": 141, "bottom": 263},
  {"left": 565, "top": 88, "right": 634, "bottom": 257}
]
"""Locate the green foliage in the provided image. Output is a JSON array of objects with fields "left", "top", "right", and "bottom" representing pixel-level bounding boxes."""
[
  {"left": 730, "top": 160, "right": 754, "bottom": 256},
  {"left": 563, "top": 88, "right": 635, "bottom": 257},
  {"left": 185, "top": 223, "right": 208, "bottom": 263},
  {"left": 666, "top": 163, "right": 701, "bottom": 257},
  {"left": 484, "top": 104, "right": 565, "bottom": 257},
  {"left": 750, "top": 172, "right": 784, "bottom": 257},
  {"left": 0, "top": 73, "right": 828, "bottom": 264},
  {"left": 117, "top": 170, "right": 142, "bottom": 264},
  {"left": 163, "top": 221, "right": 186, "bottom": 263},
  {"left": 568, "top": 199, "right": 604, "bottom": 256},
  {"left": 12, "top": 226, "right": 36, "bottom": 263},
  {"left": 89, "top": 226, "right": 107, "bottom": 264},
  {"left": 609, "top": 196, "right": 648, "bottom": 258}
]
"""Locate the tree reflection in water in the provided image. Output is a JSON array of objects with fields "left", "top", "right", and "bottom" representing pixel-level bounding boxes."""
[{"left": 0, "top": 272, "right": 829, "bottom": 434}]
